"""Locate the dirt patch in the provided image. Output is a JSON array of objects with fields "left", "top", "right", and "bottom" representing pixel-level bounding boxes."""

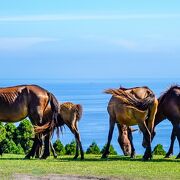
[{"left": 12, "top": 174, "right": 120, "bottom": 180}]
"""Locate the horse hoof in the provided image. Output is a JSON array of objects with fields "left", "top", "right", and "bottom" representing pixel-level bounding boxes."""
[
  {"left": 40, "top": 156, "right": 48, "bottom": 159},
  {"left": 101, "top": 154, "right": 108, "bottom": 159},
  {"left": 130, "top": 155, "right": 136, "bottom": 159},
  {"left": 81, "top": 156, "right": 85, "bottom": 160},
  {"left": 54, "top": 155, "right": 58, "bottom": 159},
  {"left": 23, "top": 156, "right": 30, "bottom": 160},
  {"left": 175, "top": 156, "right": 180, "bottom": 159}
]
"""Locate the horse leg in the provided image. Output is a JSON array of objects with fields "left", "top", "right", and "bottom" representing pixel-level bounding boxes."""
[
  {"left": 138, "top": 122, "right": 152, "bottom": 160},
  {"left": 174, "top": 123, "right": 180, "bottom": 159},
  {"left": 69, "top": 123, "right": 84, "bottom": 160},
  {"left": 128, "top": 128, "right": 136, "bottom": 159},
  {"left": 24, "top": 135, "right": 40, "bottom": 159},
  {"left": 40, "top": 134, "right": 50, "bottom": 159},
  {"left": 101, "top": 117, "right": 115, "bottom": 159},
  {"left": 165, "top": 128, "right": 176, "bottom": 158},
  {"left": 50, "top": 141, "right": 58, "bottom": 159}
]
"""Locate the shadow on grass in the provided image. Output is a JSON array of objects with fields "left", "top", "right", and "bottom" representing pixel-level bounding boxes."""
[
  {"left": 0, "top": 155, "right": 179, "bottom": 163},
  {"left": 54, "top": 155, "right": 180, "bottom": 163}
]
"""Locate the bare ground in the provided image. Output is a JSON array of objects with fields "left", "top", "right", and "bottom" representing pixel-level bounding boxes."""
[{"left": 12, "top": 174, "right": 124, "bottom": 180}]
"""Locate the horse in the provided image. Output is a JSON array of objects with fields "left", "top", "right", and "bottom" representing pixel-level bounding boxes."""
[
  {"left": 34, "top": 102, "right": 84, "bottom": 159},
  {"left": 152, "top": 85, "right": 180, "bottom": 159},
  {"left": 0, "top": 84, "right": 59, "bottom": 159},
  {"left": 101, "top": 86, "right": 158, "bottom": 160}
]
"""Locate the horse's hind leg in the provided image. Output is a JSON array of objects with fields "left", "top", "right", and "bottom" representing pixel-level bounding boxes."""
[
  {"left": 165, "top": 128, "right": 176, "bottom": 158},
  {"left": 50, "top": 141, "right": 58, "bottom": 158},
  {"left": 69, "top": 124, "right": 84, "bottom": 160},
  {"left": 41, "top": 134, "right": 50, "bottom": 159},
  {"left": 101, "top": 116, "right": 115, "bottom": 159},
  {"left": 138, "top": 122, "right": 152, "bottom": 160},
  {"left": 24, "top": 134, "right": 41, "bottom": 159}
]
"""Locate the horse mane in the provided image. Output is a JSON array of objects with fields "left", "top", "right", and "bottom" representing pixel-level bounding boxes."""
[
  {"left": 158, "top": 84, "right": 180, "bottom": 105},
  {"left": 105, "top": 87, "right": 155, "bottom": 111}
]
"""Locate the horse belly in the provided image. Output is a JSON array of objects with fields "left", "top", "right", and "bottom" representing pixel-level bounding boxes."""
[
  {"left": 116, "top": 108, "right": 137, "bottom": 126},
  {"left": 0, "top": 103, "right": 28, "bottom": 122}
]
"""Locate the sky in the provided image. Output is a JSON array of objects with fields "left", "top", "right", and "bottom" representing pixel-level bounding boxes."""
[{"left": 0, "top": 0, "right": 180, "bottom": 80}]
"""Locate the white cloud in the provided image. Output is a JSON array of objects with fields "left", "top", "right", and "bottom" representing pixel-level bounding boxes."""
[
  {"left": 0, "top": 37, "right": 57, "bottom": 51},
  {"left": 0, "top": 14, "right": 180, "bottom": 22}
]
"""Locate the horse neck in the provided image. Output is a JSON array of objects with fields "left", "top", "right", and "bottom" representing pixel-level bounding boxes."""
[{"left": 154, "top": 105, "right": 166, "bottom": 127}]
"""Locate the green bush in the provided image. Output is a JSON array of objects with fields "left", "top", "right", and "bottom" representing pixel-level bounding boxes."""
[
  {"left": 101, "top": 144, "right": 117, "bottom": 155},
  {"left": 0, "top": 139, "right": 24, "bottom": 154},
  {"left": 15, "top": 119, "right": 34, "bottom": 153},
  {"left": 86, "top": 142, "right": 100, "bottom": 154},
  {"left": 0, "top": 123, "right": 6, "bottom": 142},
  {"left": 153, "top": 144, "right": 166, "bottom": 155},
  {"left": 4, "top": 123, "right": 17, "bottom": 140},
  {"left": 53, "top": 140, "right": 65, "bottom": 155},
  {"left": 65, "top": 140, "right": 76, "bottom": 155}
]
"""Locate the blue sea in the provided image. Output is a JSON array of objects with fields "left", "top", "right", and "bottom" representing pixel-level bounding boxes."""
[{"left": 1, "top": 79, "right": 179, "bottom": 155}]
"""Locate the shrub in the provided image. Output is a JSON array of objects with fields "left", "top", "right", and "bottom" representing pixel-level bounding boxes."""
[
  {"left": 65, "top": 140, "right": 76, "bottom": 155},
  {"left": 86, "top": 142, "right": 100, "bottom": 154},
  {"left": 0, "top": 123, "right": 6, "bottom": 142},
  {"left": 153, "top": 144, "right": 166, "bottom": 155},
  {"left": 53, "top": 140, "right": 65, "bottom": 155},
  {"left": 101, "top": 144, "right": 117, "bottom": 155},
  {"left": 0, "top": 139, "right": 23, "bottom": 154},
  {"left": 4, "top": 123, "right": 17, "bottom": 140},
  {"left": 15, "top": 119, "right": 34, "bottom": 153}
]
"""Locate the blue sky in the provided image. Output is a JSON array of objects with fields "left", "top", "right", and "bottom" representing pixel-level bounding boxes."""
[{"left": 0, "top": 0, "right": 180, "bottom": 80}]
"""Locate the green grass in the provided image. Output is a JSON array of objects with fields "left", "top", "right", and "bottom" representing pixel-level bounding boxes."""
[{"left": 0, "top": 154, "right": 180, "bottom": 179}]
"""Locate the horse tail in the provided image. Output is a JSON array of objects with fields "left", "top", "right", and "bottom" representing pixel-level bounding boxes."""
[
  {"left": 105, "top": 88, "right": 155, "bottom": 111},
  {"left": 34, "top": 92, "right": 60, "bottom": 136},
  {"left": 73, "top": 104, "right": 83, "bottom": 121}
]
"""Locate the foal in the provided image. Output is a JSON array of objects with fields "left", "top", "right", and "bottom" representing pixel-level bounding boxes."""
[{"left": 35, "top": 102, "right": 84, "bottom": 159}]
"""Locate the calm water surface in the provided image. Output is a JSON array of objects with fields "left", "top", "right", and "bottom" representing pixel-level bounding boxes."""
[{"left": 1, "top": 79, "right": 179, "bottom": 155}]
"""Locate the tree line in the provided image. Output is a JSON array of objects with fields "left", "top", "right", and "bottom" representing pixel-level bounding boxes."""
[{"left": 0, "top": 119, "right": 165, "bottom": 156}]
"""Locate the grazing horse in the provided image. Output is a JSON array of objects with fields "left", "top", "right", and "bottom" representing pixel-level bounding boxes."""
[
  {"left": 0, "top": 84, "right": 59, "bottom": 159},
  {"left": 35, "top": 102, "right": 84, "bottom": 159},
  {"left": 152, "top": 85, "right": 180, "bottom": 159},
  {"left": 102, "top": 86, "right": 158, "bottom": 160}
]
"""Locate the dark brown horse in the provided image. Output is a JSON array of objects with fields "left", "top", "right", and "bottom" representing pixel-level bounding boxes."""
[
  {"left": 34, "top": 102, "right": 84, "bottom": 159},
  {"left": 152, "top": 85, "right": 180, "bottom": 159},
  {"left": 102, "top": 86, "right": 158, "bottom": 160},
  {"left": 0, "top": 84, "right": 59, "bottom": 159}
]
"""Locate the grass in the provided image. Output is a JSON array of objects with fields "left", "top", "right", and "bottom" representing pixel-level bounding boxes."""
[{"left": 0, "top": 154, "right": 180, "bottom": 179}]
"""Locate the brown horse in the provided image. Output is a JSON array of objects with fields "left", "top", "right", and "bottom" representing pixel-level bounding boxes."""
[
  {"left": 0, "top": 84, "right": 59, "bottom": 159},
  {"left": 152, "top": 85, "right": 180, "bottom": 159},
  {"left": 35, "top": 102, "right": 84, "bottom": 159},
  {"left": 102, "top": 86, "right": 158, "bottom": 160}
]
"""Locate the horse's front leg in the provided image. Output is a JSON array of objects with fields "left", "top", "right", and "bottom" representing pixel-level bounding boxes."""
[
  {"left": 128, "top": 128, "right": 136, "bottom": 159},
  {"left": 101, "top": 117, "right": 115, "bottom": 159},
  {"left": 165, "top": 128, "right": 176, "bottom": 158}
]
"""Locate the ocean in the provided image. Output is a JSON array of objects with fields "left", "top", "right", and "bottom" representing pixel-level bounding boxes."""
[{"left": 1, "top": 79, "right": 179, "bottom": 155}]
